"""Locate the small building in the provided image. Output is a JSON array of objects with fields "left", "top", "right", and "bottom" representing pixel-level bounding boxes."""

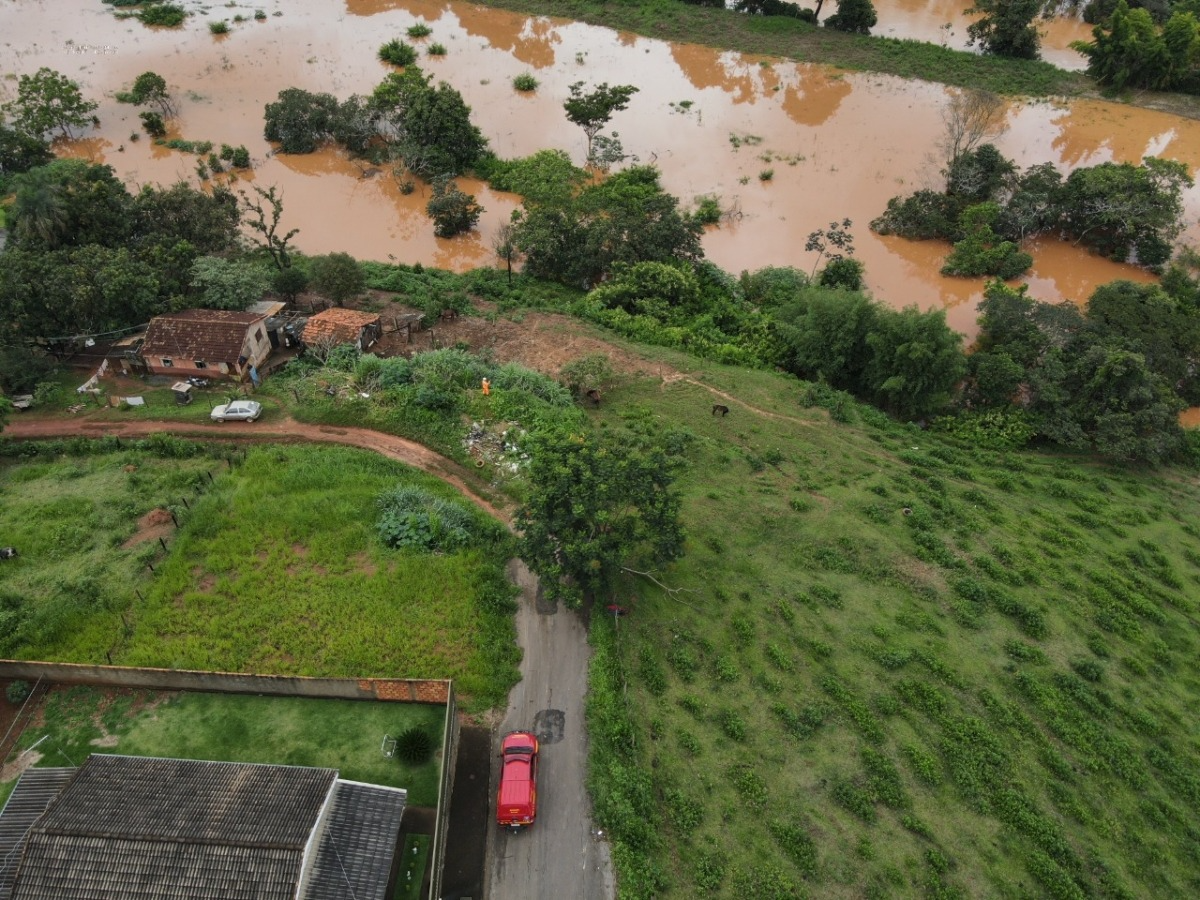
[
  {"left": 140, "top": 310, "right": 272, "bottom": 381},
  {"left": 301, "top": 308, "right": 382, "bottom": 353},
  {"left": 0, "top": 754, "right": 407, "bottom": 900}
]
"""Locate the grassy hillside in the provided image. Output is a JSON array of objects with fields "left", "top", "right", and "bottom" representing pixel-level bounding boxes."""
[{"left": 583, "top": 352, "right": 1200, "bottom": 898}]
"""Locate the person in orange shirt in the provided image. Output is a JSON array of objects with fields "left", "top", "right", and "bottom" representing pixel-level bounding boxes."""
[{"left": 482, "top": 377, "right": 491, "bottom": 396}]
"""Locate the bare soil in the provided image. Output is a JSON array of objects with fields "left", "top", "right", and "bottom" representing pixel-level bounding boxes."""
[{"left": 122, "top": 508, "right": 174, "bottom": 549}]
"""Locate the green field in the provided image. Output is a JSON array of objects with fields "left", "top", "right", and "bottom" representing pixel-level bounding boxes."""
[
  {"left": 1, "top": 686, "right": 446, "bottom": 809},
  {"left": 583, "top": 354, "right": 1200, "bottom": 898},
  {"left": 0, "top": 443, "right": 520, "bottom": 709}
]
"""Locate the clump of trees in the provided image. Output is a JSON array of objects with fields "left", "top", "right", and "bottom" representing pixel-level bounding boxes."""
[
  {"left": 953, "top": 265, "right": 1200, "bottom": 462},
  {"left": 872, "top": 144, "right": 1192, "bottom": 272},
  {"left": 0, "top": 160, "right": 246, "bottom": 341},
  {"left": 262, "top": 66, "right": 487, "bottom": 182},
  {"left": 966, "top": 0, "right": 1043, "bottom": 59},
  {"left": 1073, "top": 0, "right": 1200, "bottom": 93}
]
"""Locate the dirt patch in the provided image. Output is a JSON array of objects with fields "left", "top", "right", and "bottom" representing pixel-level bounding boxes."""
[
  {"left": 122, "top": 507, "right": 174, "bottom": 549},
  {"left": 350, "top": 552, "right": 377, "bottom": 576},
  {"left": 0, "top": 749, "right": 43, "bottom": 784}
]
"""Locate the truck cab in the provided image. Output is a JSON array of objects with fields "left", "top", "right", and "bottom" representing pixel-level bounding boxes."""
[{"left": 497, "top": 730, "right": 539, "bottom": 830}]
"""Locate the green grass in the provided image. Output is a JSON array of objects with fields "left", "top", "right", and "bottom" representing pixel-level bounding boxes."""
[
  {"left": 0, "top": 445, "right": 520, "bottom": 710},
  {"left": 1, "top": 686, "right": 446, "bottom": 809},
  {"left": 394, "top": 834, "right": 431, "bottom": 899},
  {"left": 580, "top": 352, "right": 1200, "bottom": 898}
]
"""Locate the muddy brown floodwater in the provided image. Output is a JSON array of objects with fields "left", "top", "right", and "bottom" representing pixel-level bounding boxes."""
[
  {"left": 869, "top": 0, "right": 1093, "bottom": 71},
  {"left": 2, "top": 0, "right": 1197, "bottom": 338}
]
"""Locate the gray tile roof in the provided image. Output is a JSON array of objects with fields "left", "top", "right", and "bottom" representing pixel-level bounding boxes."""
[
  {"left": 302, "top": 780, "right": 407, "bottom": 900},
  {"left": 1, "top": 757, "right": 406, "bottom": 900},
  {"left": 0, "top": 768, "right": 75, "bottom": 899},
  {"left": 34, "top": 755, "right": 336, "bottom": 848}
]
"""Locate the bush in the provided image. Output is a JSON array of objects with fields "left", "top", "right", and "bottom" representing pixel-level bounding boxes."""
[
  {"left": 378, "top": 39, "right": 417, "bottom": 66},
  {"left": 5, "top": 680, "right": 32, "bottom": 704},
  {"left": 512, "top": 72, "right": 539, "bottom": 92},
  {"left": 394, "top": 727, "right": 435, "bottom": 763},
  {"left": 208, "top": 20, "right": 229, "bottom": 34},
  {"left": 427, "top": 42, "right": 447, "bottom": 56},
  {"left": 694, "top": 194, "right": 722, "bottom": 225},
  {"left": 406, "top": 23, "right": 432, "bottom": 38},
  {"left": 376, "top": 485, "right": 482, "bottom": 553},
  {"left": 140, "top": 111, "right": 166, "bottom": 137},
  {"left": 137, "top": 3, "right": 185, "bottom": 26}
]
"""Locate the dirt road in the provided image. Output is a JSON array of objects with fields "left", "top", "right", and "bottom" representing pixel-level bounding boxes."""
[
  {"left": 487, "top": 561, "right": 614, "bottom": 900},
  {"left": 3, "top": 415, "right": 511, "bottom": 523}
]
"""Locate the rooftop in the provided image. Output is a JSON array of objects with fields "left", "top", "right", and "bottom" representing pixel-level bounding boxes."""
[{"left": 141, "top": 310, "right": 267, "bottom": 364}]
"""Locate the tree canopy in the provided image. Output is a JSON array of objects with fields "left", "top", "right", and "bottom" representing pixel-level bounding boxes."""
[
  {"left": 2, "top": 68, "right": 98, "bottom": 140},
  {"left": 965, "top": 0, "right": 1043, "bottom": 59},
  {"left": 516, "top": 428, "right": 686, "bottom": 608}
]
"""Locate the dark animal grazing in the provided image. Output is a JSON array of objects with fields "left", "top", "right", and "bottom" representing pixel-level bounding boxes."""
[
  {"left": 439, "top": 308, "right": 459, "bottom": 322},
  {"left": 712, "top": 404, "right": 730, "bottom": 417},
  {"left": 0, "top": 547, "right": 17, "bottom": 560},
  {"left": 585, "top": 389, "right": 602, "bottom": 407}
]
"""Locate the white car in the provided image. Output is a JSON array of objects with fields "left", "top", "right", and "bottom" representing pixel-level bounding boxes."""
[{"left": 210, "top": 400, "right": 262, "bottom": 423}]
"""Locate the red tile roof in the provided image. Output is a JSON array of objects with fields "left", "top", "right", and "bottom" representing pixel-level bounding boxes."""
[
  {"left": 141, "top": 310, "right": 267, "bottom": 364},
  {"left": 302, "top": 308, "right": 380, "bottom": 346}
]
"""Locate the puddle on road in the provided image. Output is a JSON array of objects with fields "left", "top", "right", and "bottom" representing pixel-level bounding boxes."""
[{"left": 2, "top": 0, "right": 1195, "bottom": 338}]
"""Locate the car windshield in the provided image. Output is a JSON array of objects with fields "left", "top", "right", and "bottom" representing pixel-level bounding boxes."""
[{"left": 505, "top": 745, "right": 534, "bottom": 755}]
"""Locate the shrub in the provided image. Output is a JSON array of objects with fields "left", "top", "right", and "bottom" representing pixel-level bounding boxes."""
[
  {"left": 512, "top": 72, "right": 539, "bottom": 92},
  {"left": 406, "top": 23, "right": 432, "bottom": 37},
  {"left": 427, "top": 42, "right": 447, "bottom": 56},
  {"left": 394, "top": 727, "right": 435, "bottom": 763},
  {"left": 5, "top": 680, "right": 32, "bottom": 704},
  {"left": 759, "top": 168, "right": 775, "bottom": 182},
  {"left": 375, "top": 485, "right": 482, "bottom": 553},
  {"left": 208, "top": 20, "right": 229, "bottom": 34},
  {"left": 140, "top": 111, "right": 166, "bottom": 137},
  {"left": 694, "top": 194, "right": 722, "bottom": 225},
  {"left": 137, "top": 3, "right": 186, "bottom": 26},
  {"left": 378, "top": 39, "right": 417, "bottom": 66}
]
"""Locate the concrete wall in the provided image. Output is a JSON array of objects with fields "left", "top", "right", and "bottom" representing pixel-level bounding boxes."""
[
  {"left": 0, "top": 660, "right": 451, "bottom": 704},
  {"left": 429, "top": 687, "right": 459, "bottom": 900}
]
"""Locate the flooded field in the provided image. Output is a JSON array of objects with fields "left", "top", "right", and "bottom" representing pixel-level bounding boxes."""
[
  {"left": 870, "top": 0, "right": 1093, "bottom": 71},
  {"left": 2, "top": 0, "right": 1197, "bottom": 336}
]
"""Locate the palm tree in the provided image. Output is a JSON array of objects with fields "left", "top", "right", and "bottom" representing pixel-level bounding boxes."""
[{"left": 13, "top": 169, "right": 69, "bottom": 249}]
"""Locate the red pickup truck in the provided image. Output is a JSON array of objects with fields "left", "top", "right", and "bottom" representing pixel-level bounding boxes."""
[{"left": 497, "top": 730, "right": 539, "bottom": 830}]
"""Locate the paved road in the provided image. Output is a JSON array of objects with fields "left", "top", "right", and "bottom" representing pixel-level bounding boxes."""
[{"left": 486, "top": 560, "right": 614, "bottom": 900}]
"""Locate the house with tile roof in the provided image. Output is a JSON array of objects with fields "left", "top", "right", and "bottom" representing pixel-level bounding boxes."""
[
  {"left": 301, "top": 308, "right": 382, "bottom": 353},
  {"left": 0, "top": 755, "right": 406, "bottom": 900},
  {"left": 139, "top": 310, "right": 273, "bottom": 381}
]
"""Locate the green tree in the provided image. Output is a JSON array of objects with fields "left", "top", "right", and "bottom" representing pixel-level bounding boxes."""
[
  {"left": 966, "top": 0, "right": 1043, "bottom": 59},
  {"left": 189, "top": 257, "right": 269, "bottom": 310},
  {"left": 263, "top": 88, "right": 341, "bottom": 153},
  {"left": 272, "top": 266, "right": 309, "bottom": 302},
  {"left": 131, "top": 182, "right": 241, "bottom": 255},
  {"left": 773, "top": 288, "right": 877, "bottom": 391},
  {"left": 516, "top": 428, "right": 685, "bottom": 607},
  {"left": 864, "top": 306, "right": 966, "bottom": 419},
  {"left": 514, "top": 166, "right": 703, "bottom": 286},
  {"left": 3, "top": 68, "right": 98, "bottom": 140},
  {"left": 825, "top": 0, "right": 878, "bottom": 33},
  {"left": 492, "top": 221, "right": 520, "bottom": 285},
  {"left": 1058, "top": 156, "right": 1191, "bottom": 268},
  {"left": 804, "top": 218, "right": 856, "bottom": 278},
  {"left": 941, "top": 202, "right": 1033, "bottom": 279},
  {"left": 9, "top": 160, "right": 133, "bottom": 251},
  {"left": 587, "top": 261, "right": 701, "bottom": 321},
  {"left": 310, "top": 252, "right": 367, "bottom": 306},
  {"left": 398, "top": 78, "right": 488, "bottom": 177},
  {"left": 239, "top": 184, "right": 299, "bottom": 270},
  {"left": 425, "top": 176, "right": 483, "bottom": 237},
  {"left": 967, "top": 351, "right": 1025, "bottom": 406},
  {"left": 563, "top": 82, "right": 639, "bottom": 160},
  {"left": 127, "top": 71, "right": 176, "bottom": 117},
  {"left": 0, "top": 121, "right": 52, "bottom": 181},
  {"left": 1073, "top": 1, "right": 1167, "bottom": 90}
]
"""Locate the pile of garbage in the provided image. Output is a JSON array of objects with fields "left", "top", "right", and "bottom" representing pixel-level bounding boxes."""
[{"left": 464, "top": 421, "right": 529, "bottom": 475}]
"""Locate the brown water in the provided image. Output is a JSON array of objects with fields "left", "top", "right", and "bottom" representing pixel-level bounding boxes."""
[
  {"left": 870, "top": 0, "right": 1093, "bottom": 71},
  {"left": 2, "top": 0, "right": 1196, "bottom": 338}
]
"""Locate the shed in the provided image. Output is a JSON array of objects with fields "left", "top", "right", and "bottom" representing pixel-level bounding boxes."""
[
  {"left": 140, "top": 310, "right": 272, "bottom": 381},
  {"left": 301, "top": 308, "right": 383, "bottom": 353},
  {"left": 0, "top": 755, "right": 406, "bottom": 900}
]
